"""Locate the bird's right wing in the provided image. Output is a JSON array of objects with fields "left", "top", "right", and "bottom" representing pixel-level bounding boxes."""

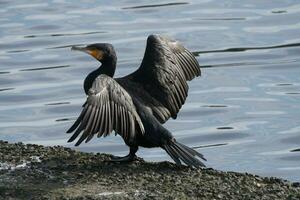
[{"left": 67, "top": 74, "right": 144, "bottom": 146}]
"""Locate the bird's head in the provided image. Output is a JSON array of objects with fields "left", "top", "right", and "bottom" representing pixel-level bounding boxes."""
[{"left": 71, "top": 43, "right": 116, "bottom": 63}]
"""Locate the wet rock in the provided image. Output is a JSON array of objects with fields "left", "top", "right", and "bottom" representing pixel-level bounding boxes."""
[{"left": 292, "top": 182, "right": 300, "bottom": 187}]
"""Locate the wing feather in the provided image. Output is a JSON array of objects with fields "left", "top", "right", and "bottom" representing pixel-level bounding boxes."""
[
  {"left": 119, "top": 34, "right": 201, "bottom": 123},
  {"left": 67, "top": 75, "right": 144, "bottom": 146},
  {"left": 85, "top": 106, "right": 99, "bottom": 143}
]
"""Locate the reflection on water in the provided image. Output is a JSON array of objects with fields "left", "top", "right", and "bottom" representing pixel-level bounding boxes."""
[
  {"left": 0, "top": 0, "right": 300, "bottom": 181},
  {"left": 0, "top": 88, "right": 14, "bottom": 92},
  {"left": 24, "top": 31, "right": 106, "bottom": 39},
  {"left": 122, "top": 2, "right": 189, "bottom": 10},
  {"left": 194, "top": 42, "right": 300, "bottom": 55},
  {"left": 193, "top": 143, "right": 227, "bottom": 149},
  {"left": 291, "top": 149, "right": 300, "bottom": 152},
  {"left": 20, "top": 65, "right": 70, "bottom": 71}
]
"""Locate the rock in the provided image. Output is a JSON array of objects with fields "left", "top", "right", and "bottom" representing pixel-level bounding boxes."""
[{"left": 0, "top": 140, "right": 299, "bottom": 200}]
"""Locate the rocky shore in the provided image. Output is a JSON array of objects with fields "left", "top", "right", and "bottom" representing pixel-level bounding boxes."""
[{"left": 0, "top": 140, "right": 299, "bottom": 200}]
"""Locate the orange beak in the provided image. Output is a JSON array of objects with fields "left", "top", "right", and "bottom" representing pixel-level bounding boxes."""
[{"left": 71, "top": 46, "right": 104, "bottom": 60}]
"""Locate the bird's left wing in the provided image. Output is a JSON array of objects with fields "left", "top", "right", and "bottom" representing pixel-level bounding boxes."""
[
  {"left": 67, "top": 74, "right": 144, "bottom": 146},
  {"left": 120, "top": 34, "right": 200, "bottom": 123}
]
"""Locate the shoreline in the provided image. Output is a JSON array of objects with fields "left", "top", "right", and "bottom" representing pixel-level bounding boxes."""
[{"left": 0, "top": 140, "right": 299, "bottom": 199}]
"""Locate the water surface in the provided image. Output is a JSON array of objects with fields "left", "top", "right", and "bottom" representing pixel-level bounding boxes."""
[{"left": 1, "top": 0, "right": 300, "bottom": 181}]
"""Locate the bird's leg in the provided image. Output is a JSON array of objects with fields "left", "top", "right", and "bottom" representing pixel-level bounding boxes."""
[{"left": 110, "top": 146, "right": 138, "bottom": 162}]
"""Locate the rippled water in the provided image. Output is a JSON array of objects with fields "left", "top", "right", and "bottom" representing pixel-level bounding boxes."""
[{"left": 1, "top": 0, "right": 300, "bottom": 181}]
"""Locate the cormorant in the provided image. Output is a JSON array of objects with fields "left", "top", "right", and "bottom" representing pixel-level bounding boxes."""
[{"left": 67, "top": 34, "right": 206, "bottom": 168}]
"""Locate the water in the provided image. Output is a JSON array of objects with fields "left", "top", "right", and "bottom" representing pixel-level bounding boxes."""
[{"left": 1, "top": 0, "right": 300, "bottom": 181}]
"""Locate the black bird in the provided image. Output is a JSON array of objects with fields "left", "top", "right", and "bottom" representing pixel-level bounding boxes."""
[{"left": 67, "top": 34, "right": 206, "bottom": 168}]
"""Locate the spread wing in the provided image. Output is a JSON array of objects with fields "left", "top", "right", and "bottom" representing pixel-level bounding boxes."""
[
  {"left": 120, "top": 34, "right": 201, "bottom": 123},
  {"left": 67, "top": 74, "right": 144, "bottom": 146}
]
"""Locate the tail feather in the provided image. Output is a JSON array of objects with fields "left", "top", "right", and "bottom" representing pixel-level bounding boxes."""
[
  {"left": 164, "top": 140, "right": 206, "bottom": 168},
  {"left": 170, "top": 144, "right": 197, "bottom": 167},
  {"left": 175, "top": 143, "right": 205, "bottom": 167},
  {"left": 177, "top": 142, "right": 207, "bottom": 161},
  {"left": 164, "top": 145, "right": 181, "bottom": 165}
]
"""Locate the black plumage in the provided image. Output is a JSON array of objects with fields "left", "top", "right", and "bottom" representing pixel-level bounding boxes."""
[{"left": 67, "top": 34, "right": 206, "bottom": 167}]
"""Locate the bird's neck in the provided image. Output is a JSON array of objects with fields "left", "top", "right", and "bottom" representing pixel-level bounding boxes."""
[
  {"left": 84, "top": 59, "right": 116, "bottom": 94},
  {"left": 99, "top": 59, "right": 117, "bottom": 77}
]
